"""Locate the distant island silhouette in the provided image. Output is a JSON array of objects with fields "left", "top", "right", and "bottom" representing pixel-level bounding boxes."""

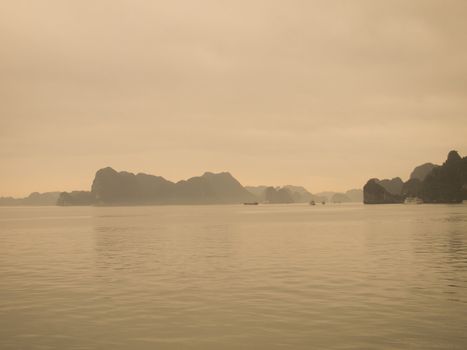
[
  {"left": 364, "top": 150, "right": 467, "bottom": 204},
  {"left": 58, "top": 167, "right": 257, "bottom": 205},
  {"left": 55, "top": 168, "right": 361, "bottom": 206},
  {"left": 245, "top": 186, "right": 363, "bottom": 204},
  {"left": 0, "top": 192, "right": 61, "bottom": 206},
  {"left": 0, "top": 166, "right": 363, "bottom": 206},
  {"left": 1, "top": 150, "right": 465, "bottom": 206}
]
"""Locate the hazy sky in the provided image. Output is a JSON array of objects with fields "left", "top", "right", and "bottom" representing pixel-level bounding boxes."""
[{"left": 1, "top": 1, "right": 467, "bottom": 197}]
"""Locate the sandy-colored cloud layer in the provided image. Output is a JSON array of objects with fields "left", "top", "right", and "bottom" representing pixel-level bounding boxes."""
[{"left": 1, "top": 0, "right": 466, "bottom": 196}]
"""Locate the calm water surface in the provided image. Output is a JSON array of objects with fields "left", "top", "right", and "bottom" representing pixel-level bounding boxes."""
[{"left": 1, "top": 203, "right": 466, "bottom": 349}]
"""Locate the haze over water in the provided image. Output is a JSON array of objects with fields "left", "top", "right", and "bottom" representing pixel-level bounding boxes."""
[{"left": 1, "top": 203, "right": 466, "bottom": 349}]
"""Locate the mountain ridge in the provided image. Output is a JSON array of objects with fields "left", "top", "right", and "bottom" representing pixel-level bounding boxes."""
[{"left": 59, "top": 167, "right": 256, "bottom": 206}]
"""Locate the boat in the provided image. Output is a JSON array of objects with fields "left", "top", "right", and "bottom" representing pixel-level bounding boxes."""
[
  {"left": 309, "top": 200, "right": 316, "bottom": 206},
  {"left": 404, "top": 197, "right": 423, "bottom": 204},
  {"left": 321, "top": 201, "right": 326, "bottom": 205},
  {"left": 243, "top": 202, "right": 259, "bottom": 205}
]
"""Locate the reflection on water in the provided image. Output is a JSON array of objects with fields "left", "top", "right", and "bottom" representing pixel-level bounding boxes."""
[{"left": 1, "top": 204, "right": 467, "bottom": 349}]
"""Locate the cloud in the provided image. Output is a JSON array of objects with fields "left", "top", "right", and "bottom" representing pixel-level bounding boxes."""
[{"left": 1, "top": 0, "right": 466, "bottom": 196}]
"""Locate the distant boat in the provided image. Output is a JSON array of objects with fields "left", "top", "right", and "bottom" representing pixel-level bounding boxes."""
[
  {"left": 404, "top": 197, "right": 423, "bottom": 204},
  {"left": 321, "top": 201, "right": 326, "bottom": 205},
  {"left": 309, "top": 200, "right": 316, "bottom": 206},
  {"left": 243, "top": 202, "right": 259, "bottom": 205}
]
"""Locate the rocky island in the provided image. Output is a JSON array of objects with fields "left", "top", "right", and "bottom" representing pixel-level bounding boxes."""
[
  {"left": 0, "top": 192, "right": 61, "bottom": 206},
  {"left": 364, "top": 150, "right": 467, "bottom": 204},
  {"left": 58, "top": 167, "right": 257, "bottom": 206}
]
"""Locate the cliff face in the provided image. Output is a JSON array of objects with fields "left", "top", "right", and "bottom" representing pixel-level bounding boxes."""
[
  {"left": 363, "top": 178, "right": 404, "bottom": 204},
  {"left": 363, "top": 179, "right": 404, "bottom": 204},
  {"left": 401, "top": 178, "right": 422, "bottom": 197},
  {"left": 377, "top": 177, "right": 404, "bottom": 195},
  {"left": 364, "top": 150, "right": 467, "bottom": 204},
  {"left": 419, "top": 151, "right": 467, "bottom": 203},
  {"left": 91, "top": 167, "right": 175, "bottom": 204},
  {"left": 410, "top": 163, "right": 437, "bottom": 181}
]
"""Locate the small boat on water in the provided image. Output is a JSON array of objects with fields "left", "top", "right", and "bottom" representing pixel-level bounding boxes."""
[
  {"left": 321, "top": 201, "right": 326, "bottom": 205},
  {"left": 243, "top": 202, "right": 259, "bottom": 205},
  {"left": 309, "top": 200, "right": 316, "bottom": 206},
  {"left": 404, "top": 197, "right": 423, "bottom": 204}
]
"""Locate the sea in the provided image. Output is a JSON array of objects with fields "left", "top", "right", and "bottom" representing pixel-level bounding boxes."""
[{"left": 1, "top": 203, "right": 466, "bottom": 349}]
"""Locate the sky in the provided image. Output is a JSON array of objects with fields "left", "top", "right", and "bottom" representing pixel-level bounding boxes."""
[{"left": 1, "top": 0, "right": 467, "bottom": 197}]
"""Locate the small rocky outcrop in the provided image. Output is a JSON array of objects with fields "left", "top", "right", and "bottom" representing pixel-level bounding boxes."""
[
  {"left": 264, "top": 186, "right": 294, "bottom": 203},
  {"left": 246, "top": 185, "right": 323, "bottom": 203},
  {"left": 331, "top": 193, "right": 352, "bottom": 203},
  {"left": 57, "top": 191, "right": 95, "bottom": 206}
]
